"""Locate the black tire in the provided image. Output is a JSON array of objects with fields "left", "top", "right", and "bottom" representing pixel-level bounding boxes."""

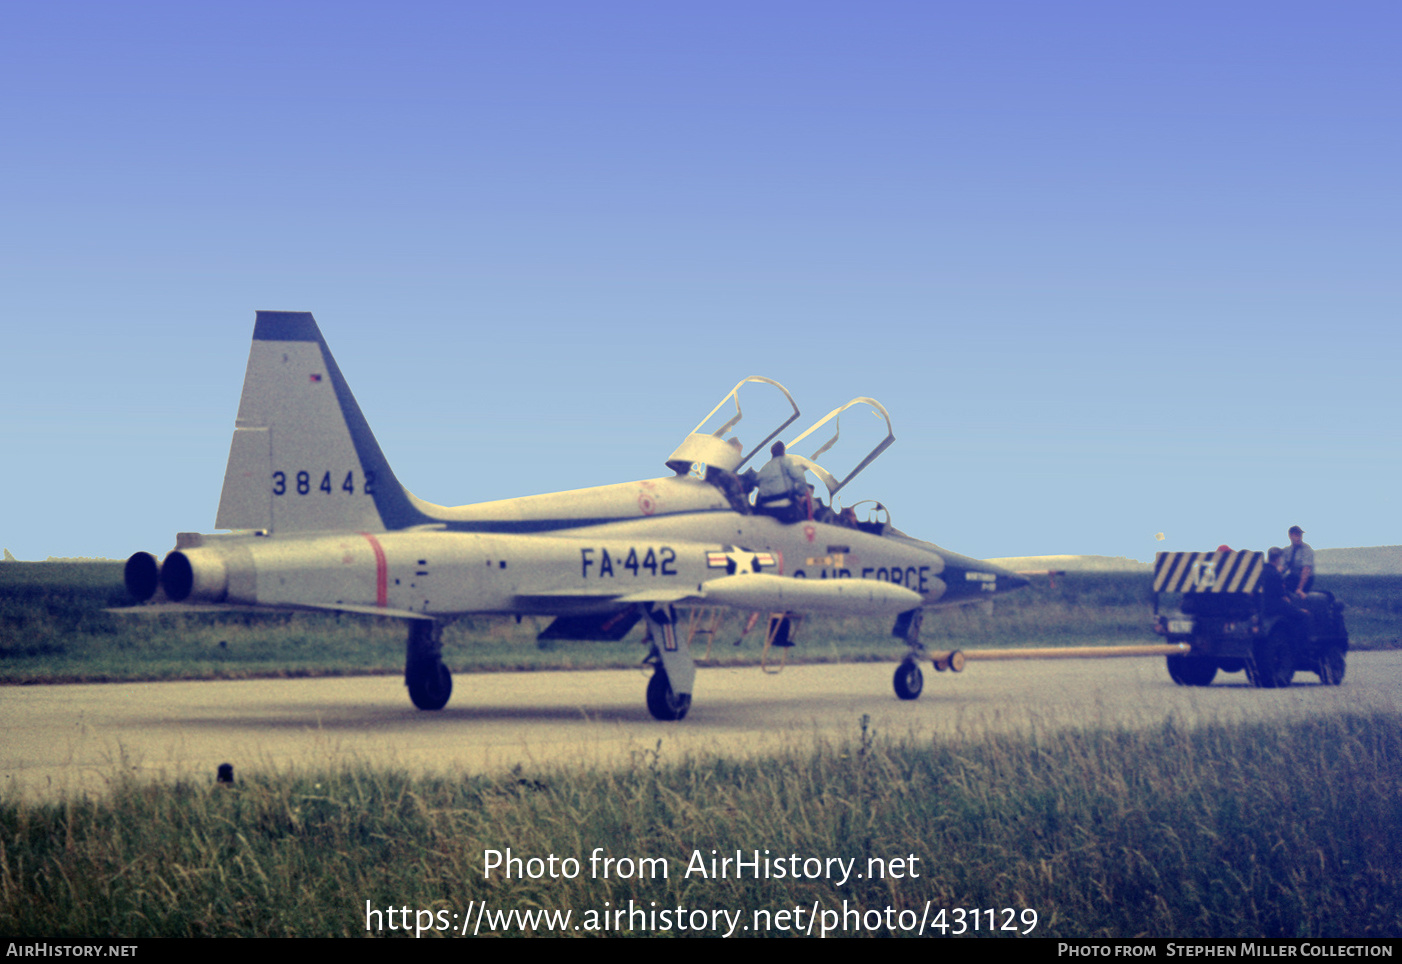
[
  {"left": 646, "top": 670, "right": 691, "bottom": 721},
  {"left": 1247, "top": 632, "right": 1295, "bottom": 689},
  {"left": 408, "top": 661, "right": 453, "bottom": 710},
  {"left": 1317, "top": 645, "right": 1346, "bottom": 686},
  {"left": 1166, "top": 655, "right": 1217, "bottom": 687},
  {"left": 894, "top": 660, "right": 924, "bottom": 700}
]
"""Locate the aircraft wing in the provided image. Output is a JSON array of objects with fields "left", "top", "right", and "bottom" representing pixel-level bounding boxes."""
[
  {"left": 516, "top": 574, "right": 920, "bottom": 618},
  {"left": 115, "top": 576, "right": 919, "bottom": 626},
  {"left": 695, "top": 573, "right": 921, "bottom": 616}
]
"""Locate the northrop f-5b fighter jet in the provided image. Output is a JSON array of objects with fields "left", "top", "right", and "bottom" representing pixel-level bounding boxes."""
[{"left": 124, "top": 312, "right": 1027, "bottom": 719}]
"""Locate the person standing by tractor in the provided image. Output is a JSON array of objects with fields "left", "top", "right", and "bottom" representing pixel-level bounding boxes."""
[{"left": 1282, "top": 526, "right": 1314, "bottom": 596}]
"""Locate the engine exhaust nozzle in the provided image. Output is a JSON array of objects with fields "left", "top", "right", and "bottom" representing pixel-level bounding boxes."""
[
  {"left": 159, "top": 549, "right": 228, "bottom": 603},
  {"left": 124, "top": 552, "right": 161, "bottom": 602}
]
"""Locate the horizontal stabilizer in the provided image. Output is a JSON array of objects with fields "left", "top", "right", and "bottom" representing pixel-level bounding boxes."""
[
  {"left": 108, "top": 601, "right": 434, "bottom": 621},
  {"left": 106, "top": 603, "right": 277, "bottom": 616},
  {"left": 699, "top": 573, "right": 921, "bottom": 616}
]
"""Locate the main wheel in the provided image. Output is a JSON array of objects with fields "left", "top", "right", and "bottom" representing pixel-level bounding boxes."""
[
  {"left": 1247, "top": 633, "right": 1295, "bottom": 689},
  {"left": 893, "top": 660, "right": 924, "bottom": 700},
  {"left": 1317, "top": 645, "right": 1346, "bottom": 686},
  {"left": 646, "top": 670, "right": 691, "bottom": 721},
  {"left": 408, "top": 661, "right": 453, "bottom": 710},
  {"left": 1166, "top": 654, "right": 1217, "bottom": 687}
]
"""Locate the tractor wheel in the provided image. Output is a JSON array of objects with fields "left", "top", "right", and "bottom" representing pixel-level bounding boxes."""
[
  {"left": 1316, "top": 645, "right": 1346, "bottom": 686},
  {"left": 1247, "top": 632, "right": 1295, "bottom": 689},
  {"left": 1167, "top": 654, "right": 1217, "bottom": 687}
]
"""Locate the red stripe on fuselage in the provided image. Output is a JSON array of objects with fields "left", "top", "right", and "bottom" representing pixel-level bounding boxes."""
[{"left": 359, "top": 532, "right": 387, "bottom": 607}]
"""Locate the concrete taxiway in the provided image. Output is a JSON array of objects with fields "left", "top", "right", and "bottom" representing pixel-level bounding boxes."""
[{"left": 4, "top": 652, "right": 1400, "bottom": 800}]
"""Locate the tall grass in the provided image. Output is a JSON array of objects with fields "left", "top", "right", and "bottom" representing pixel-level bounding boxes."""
[{"left": 2, "top": 712, "right": 1398, "bottom": 937}]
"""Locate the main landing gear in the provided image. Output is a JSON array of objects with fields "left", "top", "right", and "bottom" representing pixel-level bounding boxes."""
[
  {"left": 405, "top": 619, "right": 453, "bottom": 710},
  {"left": 643, "top": 604, "right": 696, "bottom": 721},
  {"left": 646, "top": 669, "right": 691, "bottom": 721}
]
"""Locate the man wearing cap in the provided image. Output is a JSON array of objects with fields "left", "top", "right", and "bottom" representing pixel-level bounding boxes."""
[{"left": 1282, "top": 526, "right": 1314, "bottom": 596}]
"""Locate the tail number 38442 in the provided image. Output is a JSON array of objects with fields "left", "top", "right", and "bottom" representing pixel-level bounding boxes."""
[{"left": 272, "top": 470, "right": 376, "bottom": 496}]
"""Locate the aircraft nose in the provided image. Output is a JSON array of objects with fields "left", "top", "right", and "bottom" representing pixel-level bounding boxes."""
[{"left": 981, "top": 561, "right": 1030, "bottom": 592}]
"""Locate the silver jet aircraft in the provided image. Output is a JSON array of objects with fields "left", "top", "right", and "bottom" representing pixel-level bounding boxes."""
[{"left": 124, "top": 312, "right": 1027, "bottom": 719}]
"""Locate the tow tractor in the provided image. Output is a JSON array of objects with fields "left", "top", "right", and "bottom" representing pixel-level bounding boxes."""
[{"left": 1151, "top": 550, "right": 1348, "bottom": 688}]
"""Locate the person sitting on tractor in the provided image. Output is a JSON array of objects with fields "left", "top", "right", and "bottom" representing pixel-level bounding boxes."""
[{"left": 1264, "top": 545, "right": 1310, "bottom": 640}]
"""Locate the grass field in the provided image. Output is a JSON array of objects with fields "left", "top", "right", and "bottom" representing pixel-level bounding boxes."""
[
  {"left": 4, "top": 563, "right": 1399, "bottom": 938},
  {"left": 2, "top": 562, "right": 1399, "bottom": 685},
  {"left": 1, "top": 712, "right": 1398, "bottom": 938}
]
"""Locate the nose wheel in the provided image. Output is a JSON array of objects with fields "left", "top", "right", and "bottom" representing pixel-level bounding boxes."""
[{"left": 893, "top": 660, "right": 924, "bottom": 700}]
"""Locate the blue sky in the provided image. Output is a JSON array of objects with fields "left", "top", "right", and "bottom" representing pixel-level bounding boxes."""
[{"left": 2, "top": 2, "right": 1397, "bottom": 562}]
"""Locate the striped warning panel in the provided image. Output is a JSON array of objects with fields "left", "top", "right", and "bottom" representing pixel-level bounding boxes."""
[{"left": 1153, "top": 551, "right": 1265, "bottom": 594}]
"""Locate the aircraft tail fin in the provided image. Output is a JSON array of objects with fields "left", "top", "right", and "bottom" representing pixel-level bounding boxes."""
[{"left": 215, "top": 312, "right": 429, "bottom": 534}]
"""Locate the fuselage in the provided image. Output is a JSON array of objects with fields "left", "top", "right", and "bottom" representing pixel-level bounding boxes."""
[{"left": 153, "top": 472, "right": 1025, "bottom": 618}]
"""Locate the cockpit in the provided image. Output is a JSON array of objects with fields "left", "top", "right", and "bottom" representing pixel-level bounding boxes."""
[{"left": 666, "top": 376, "right": 898, "bottom": 534}]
